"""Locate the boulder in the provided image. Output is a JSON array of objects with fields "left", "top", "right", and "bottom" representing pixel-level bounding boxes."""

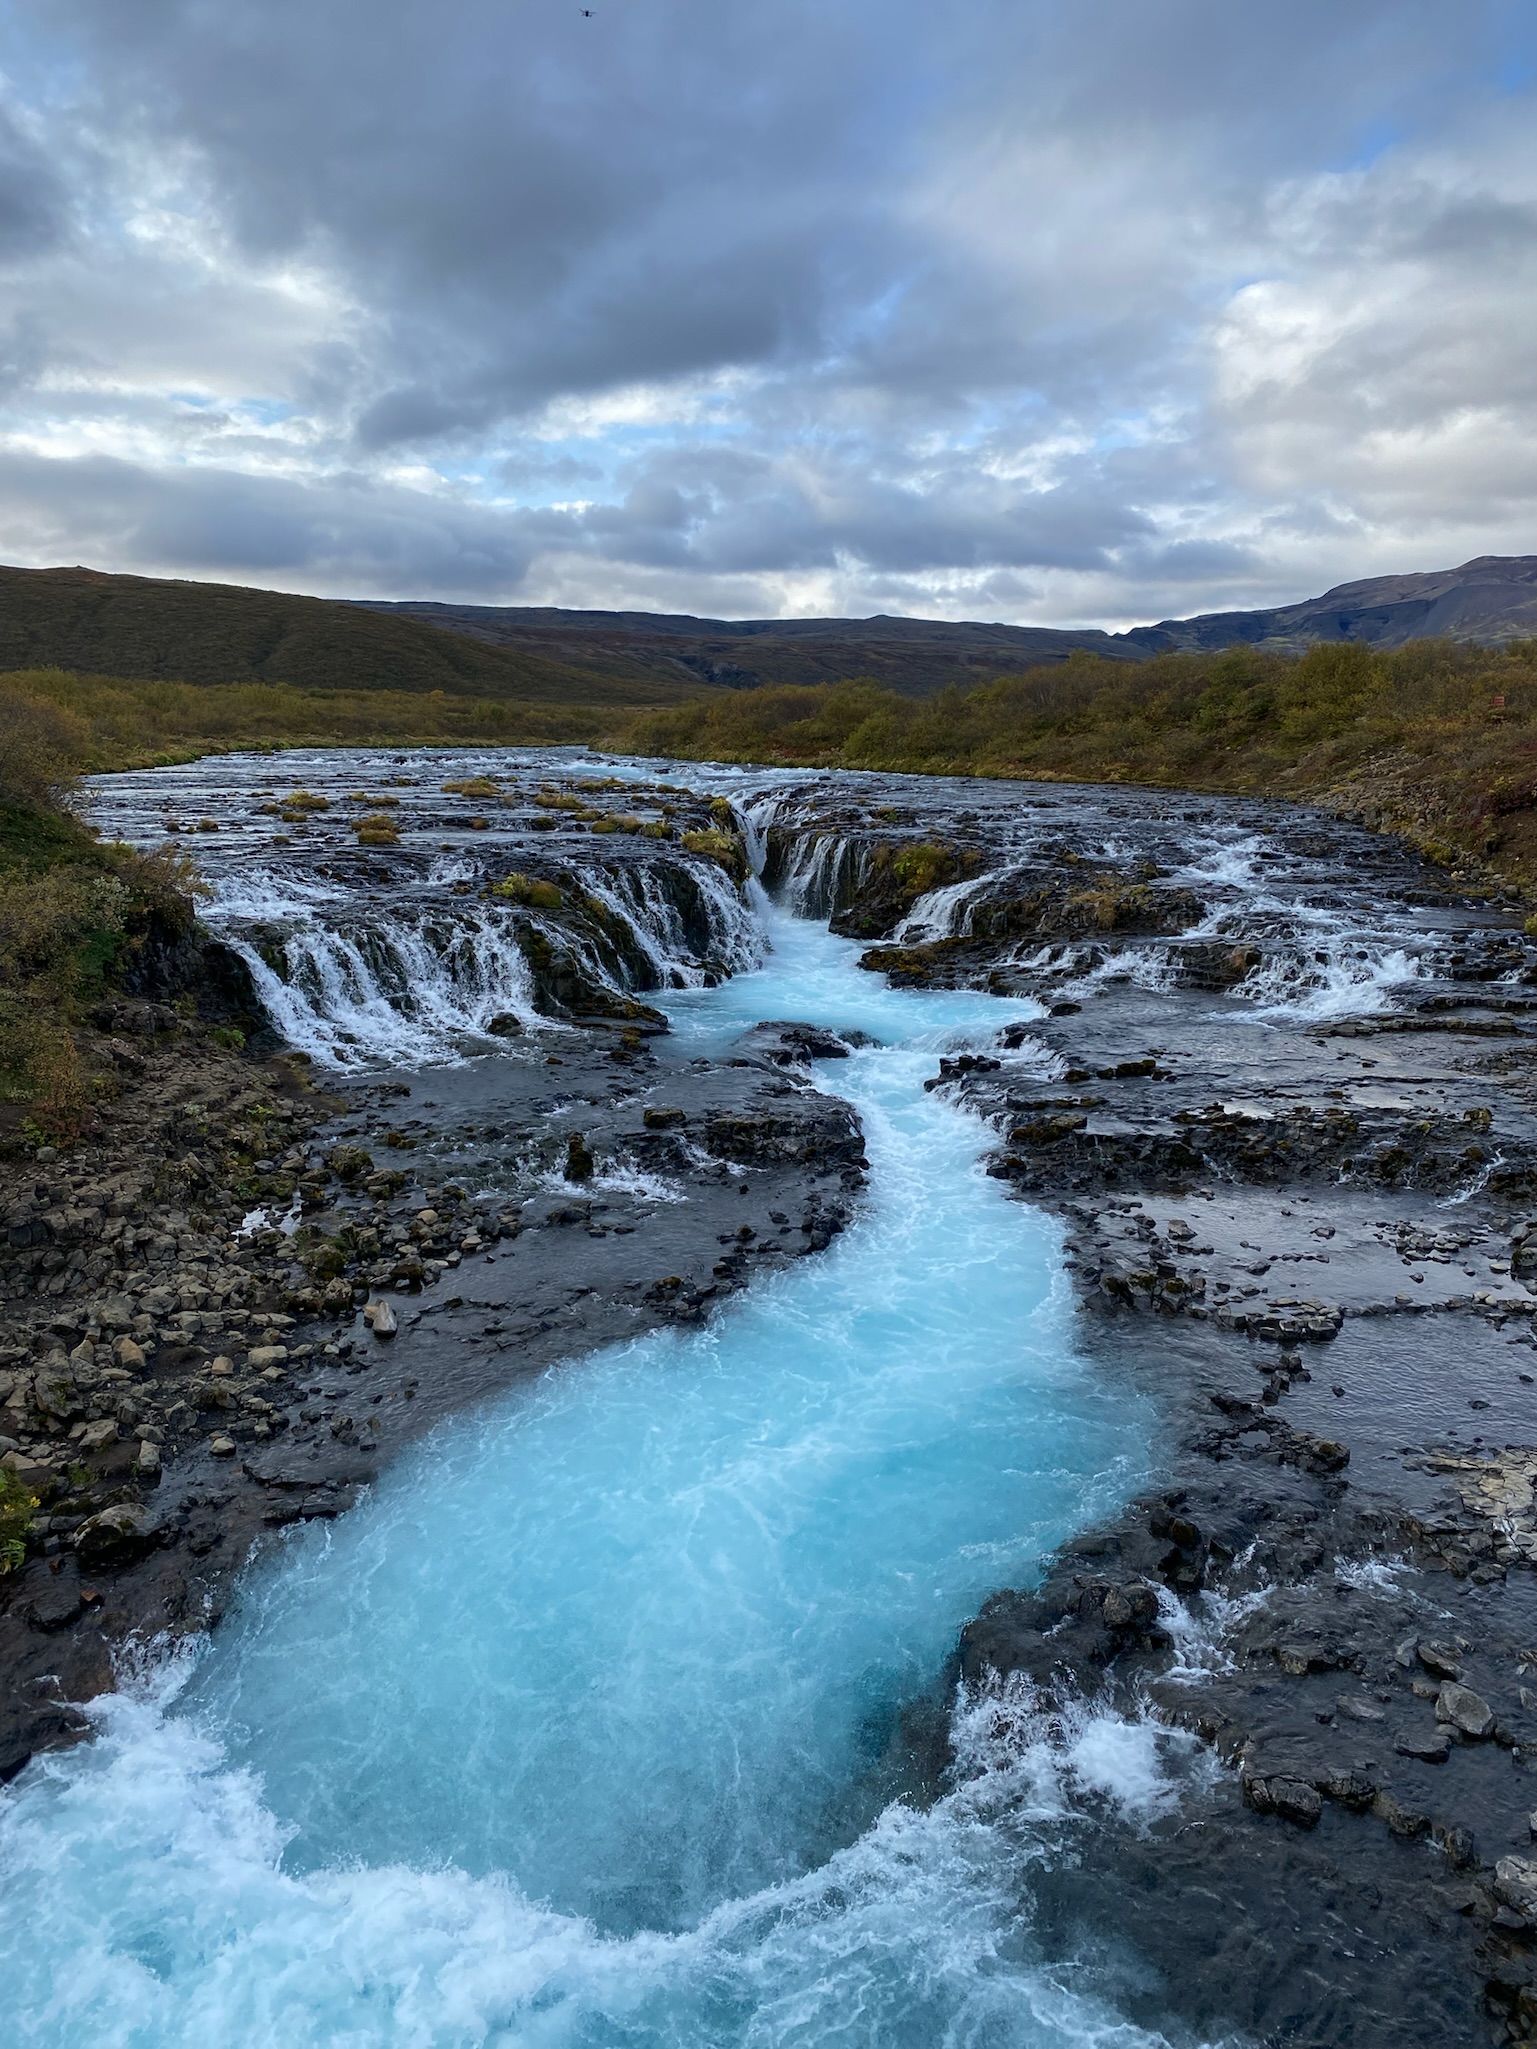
[
  {"left": 1436, "top": 1681, "right": 1496, "bottom": 1739},
  {"left": 1496, "top": 1857, "right": 1537, "bottom": 1915},
  {"left": 1268, "top": 1777, "right": 1323, "bottom": 1828},
  {"left": 93, "top": 1293, "right": 137, "bottom": 1333},
  {"left": 73, "top": 1502, "right": 154, "bottom": 1568}
]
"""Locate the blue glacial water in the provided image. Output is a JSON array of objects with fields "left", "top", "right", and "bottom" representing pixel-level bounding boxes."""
[{"left": 0, "top": 892, "right": 1190, "bottom": 2049}]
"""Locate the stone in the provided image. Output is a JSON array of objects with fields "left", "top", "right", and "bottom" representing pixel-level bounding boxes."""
[
  {"left": 564, "top": 1133, "right": 595, "bottom": 1183},
  {"left": 1102, "top": 1581, "right": 1159, "bottom": 1630},
  {"left": 363, "top": 1301, "right": 397, "bottom": 1338},
  {"left": 27, "top": 1571, "right": 83, "bottom": 1631},
  {"left": 0, "top": 1449, "right": 52, "bottom": 1490},
  {"left": 73, "top": 1502, "right": 153, "bottom": 1567},
  {"left": 1319, "top": 1768, "right": 1377, "bottom": 1810},
  {"left": 75, "top": 1419, "right": 117, "bottom": 1452},
  {"left": 1437, "top": 1824, "right": 1477, "bottom": 1870},
  {"left": 1269, "top": 1777, "right": 1322, "bottom": 1828},
  {"left": 1373, "top": 1791, "right": 1430, "bottom": 1839},
  {"left": 94, "top": 1293, "right": 136, "bottom": 1333},
  {"left": 1276, "top": 1643, "right": 1322, "bottom": 1676},
  {"left": 1416, "top": 1639, "right": 1463, "bottom": 1680},
  {"left": 1436, "top": 1681, "right": 1496, "bottom": 1739},
  {"left": 114, "top": 1337, "right": 146, "bottom": 1373},
  {"left": 643, "top": 1107, "right": 688, "bottom": 1129},
  {"left": 68, "top": 1339, "right": 94, "bottom": 1369},
  {"left": 245, "top": 1345, "right": 289, "bottom": 1371},
  {"left": 1496, "top": 1857, "right": 1537, "bottom": 1915},
  {"left": 1395, "top": 1727, "right": 1451, "bottom": 1763},
  {"left": 136, "top": 1441, "right": 161, "bottom": 1483},
  {"left": 1335, "top": 1694, "right": 1386, "bottom": 1723},
  {"left": 244, "top": 1443, "right": 377, "bottom": 1490},
  {"left": 208, "top": 1434, "right": 236, "bottom": 1457}
]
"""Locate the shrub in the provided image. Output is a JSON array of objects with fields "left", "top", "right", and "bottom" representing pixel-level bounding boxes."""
[{"left": 0, "top": 1467, "right": 38, "bottom": 1574}]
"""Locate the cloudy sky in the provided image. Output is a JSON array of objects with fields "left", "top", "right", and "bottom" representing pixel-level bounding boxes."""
[{"left": 0, "top": 0, "right": 1530, "bottom": 626}]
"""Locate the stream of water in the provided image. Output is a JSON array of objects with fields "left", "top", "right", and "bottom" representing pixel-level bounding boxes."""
[{"left": 0, "top": 764, "right": 1219, "bottom": 2048}]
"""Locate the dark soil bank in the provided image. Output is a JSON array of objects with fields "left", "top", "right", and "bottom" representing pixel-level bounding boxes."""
[{"left": 10, "top": 749, "right": 1537, "bottom": 2046}]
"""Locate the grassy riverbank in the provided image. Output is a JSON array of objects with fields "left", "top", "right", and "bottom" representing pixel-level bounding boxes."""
[
  {"left": 0, "top": 690, "right": 204, "bottom": 1135},
  {"left": 619, "top": 638, "right": 1537, "bottom": 893},
  {"left": 0, "top": 666, "right": 608, "bottom": 771}
]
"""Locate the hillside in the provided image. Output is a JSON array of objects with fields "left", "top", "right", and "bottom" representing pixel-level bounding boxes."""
[
  {"left": 0, "top": 566, "right": 698, "bottom": 709},
  {"left": 352, "top": 600, "right": 1138, "bottom": 697},
  {"left": 0, "top": 555, "right": 1528, "bottom": 711},
  {"left": 364, "top": 554, "right": 1537, "bottom": 695}
]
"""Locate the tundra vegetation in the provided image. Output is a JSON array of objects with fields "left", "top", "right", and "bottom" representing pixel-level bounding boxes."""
[{"left": 622, "top": 638, "right": 1537, "bottom": 892}]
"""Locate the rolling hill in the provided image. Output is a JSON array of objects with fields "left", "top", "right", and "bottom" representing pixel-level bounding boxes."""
[
  {"left": 0, "top": 565, "right": 693, "bottom": 708},
  {"left": 361, "top": 554, "right": 1537, "bottom": 696},
  {"left": 0, "top": 554, "right": 1529, "bottom": 710}
]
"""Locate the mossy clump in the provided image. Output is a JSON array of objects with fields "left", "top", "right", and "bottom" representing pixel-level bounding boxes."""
[
  {"left": 442, "top": 776, "right": 501, "bottom": 798},
  {"left": 891, "top": 841, "right": 970, "bottom": 901},
  {"left": 354, "top": 813, "right": 402, "bottom": 846},
  {"left": 492, "top": 872, "right": 564, "bottom": 910},
  {"left": 680, "top": 828, "right": 748, "bottom": 883}
]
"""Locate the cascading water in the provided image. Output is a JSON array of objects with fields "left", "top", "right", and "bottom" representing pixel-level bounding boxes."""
[{"left": 0, "top": 873, "right": 1196, "bottom": 2048}]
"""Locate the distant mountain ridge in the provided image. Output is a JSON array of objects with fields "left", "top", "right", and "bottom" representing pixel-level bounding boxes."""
[
  {"left": 0, "top": 553, "right": 1529, "bottom": 705},
  {"left": 361, "top": 553, "right": 1537, "bottom": 696},
  {"left": 1125, "top": 554, "right": 1537, "bottom": 655}
]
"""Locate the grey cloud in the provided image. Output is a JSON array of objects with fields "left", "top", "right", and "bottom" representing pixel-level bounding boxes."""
[
  {"left": 0, "top": 452, "right": 543, "bottom": 593},
  {"left": 0, "top": 0, "right": 1523, "bottom": 619},
  {"left": 0, "top": 105, "right": 67, "bottom": 262}
]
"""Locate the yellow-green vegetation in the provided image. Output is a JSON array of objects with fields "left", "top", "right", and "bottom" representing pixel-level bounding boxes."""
[
  {"left": 0, "top": 666, "right": 610, "bottom": 771},
  {"left": 442, "top": 776, "right": 502, "bottom": 798},
  {"left": 0, "top": 689, "right": 196, "bottom": 1136},
  {"left": 534, "top": 790, "right": 588, "bottom": 812},
  {"left": 354, "top": 813, "right": 403, "bottom": 846},
  {"left": 891, "top": 841, "right": 975, "bottom": 900},
  {"left": 588, "top": 812, "right": 650, "bottom": 835},
  {"left": 0, "top": 1467, "right": 38, "bottom": 1573},
  {"left": 490, "top": 872, "right": 564, "bottom": 909},
  {"left": 680, "top": 827, "right": 749, "bottom": 883},
  {"left": 621, "top": 639, "right": 1537, "bottom": 892}
]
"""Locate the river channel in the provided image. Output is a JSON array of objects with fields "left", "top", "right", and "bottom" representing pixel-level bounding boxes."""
[{"left": 0, "top": 750, "right": 1209, "bottom": 2048}]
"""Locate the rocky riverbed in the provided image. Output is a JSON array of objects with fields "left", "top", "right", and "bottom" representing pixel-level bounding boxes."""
[{"left": 9, "top": 746, "right": 1537, "bottom": 2046}]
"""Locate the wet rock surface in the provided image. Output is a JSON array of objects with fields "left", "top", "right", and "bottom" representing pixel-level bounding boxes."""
[
  {"left": 15, "top": 748, "right": 1537, "bottom": 2043},
  {"left": 763, "top": 772, "right": 1537, "bottom": 2045}
]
